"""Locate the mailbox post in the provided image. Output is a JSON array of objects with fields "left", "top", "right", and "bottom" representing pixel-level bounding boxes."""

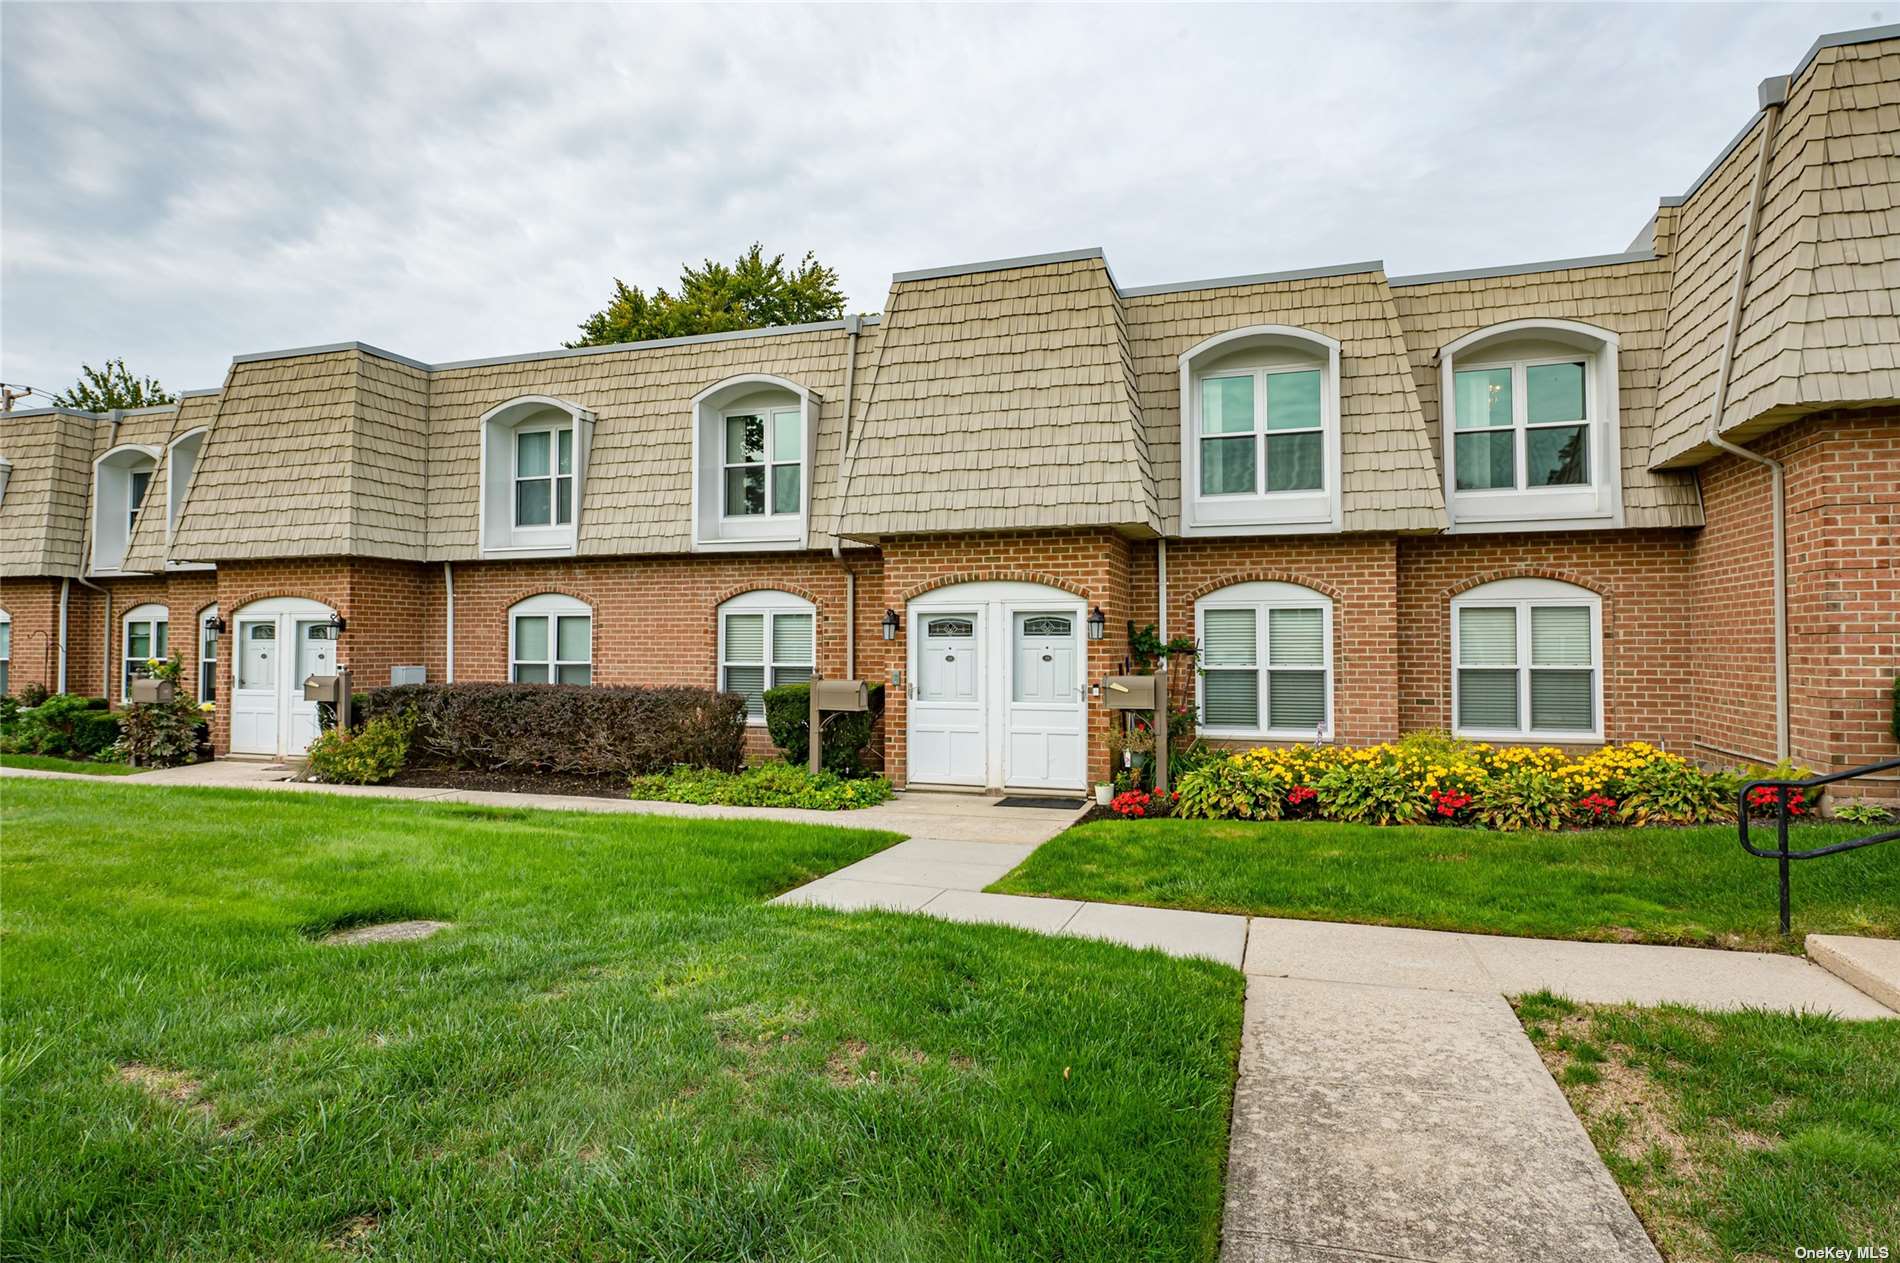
[
  {"left": 806, "top": 676, "right": 870, "bottom": 774},
  {"left": 1103, "top": 667, "right": 1170, "bottom": 796},
  {"left": 303, "top": 665, "right": 354, "bottom": 731}
]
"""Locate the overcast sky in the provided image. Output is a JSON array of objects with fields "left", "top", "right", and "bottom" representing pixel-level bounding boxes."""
[{"left": 1, "top": 2, "right": 1884, "bottom": 397}]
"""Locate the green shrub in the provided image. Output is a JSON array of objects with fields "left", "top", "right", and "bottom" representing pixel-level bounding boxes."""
[
  {"left": 1472, "top": 765, "right": 1573, "bottom": 831},
  {"left": 305, "top": 715, "right": 413, "bottom": 785},
  {"left": 17, "top": 683, "right": 50, "bottom": 708},
  {"left": 1314, "top": 757, "right": 1426, "bottom": 826},
  {"left": 1173, "top": 756, "right": 1290, "bottom": 820},
  {"left": 1833, "top": 799, "right": 1894, "bottom": 826},
  {"left": 357, "top": 683, "right": 746, "bottom": 776},
  {"left": 761, "top": 682, "right": 885, "bottom": 775},
  {"left": 1, "top": 694, "right": 120, "bottom": 758},
  {"left": 112, "top": 699, "right": 206, "bottom": 768},
  {"left": 628, "top": 763, "right": 893, "bottom": 810}
]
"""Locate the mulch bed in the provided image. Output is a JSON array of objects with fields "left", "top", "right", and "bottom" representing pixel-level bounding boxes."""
[{"left": 383, "top": 766, "right": 630, "bottom": 799}]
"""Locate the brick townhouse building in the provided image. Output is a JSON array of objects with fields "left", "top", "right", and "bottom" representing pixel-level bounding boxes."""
[{"left": 2, "top": 24, "right": 1896, "bottom": 794}]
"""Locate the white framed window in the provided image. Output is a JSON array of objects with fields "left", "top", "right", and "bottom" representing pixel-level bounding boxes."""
[
  {"left": 90, "top": 444, "right": 161, "bottom": 573},
  {"left": 122, "top": 603, "right": 170, "bottom": 700},
  {"left": 512, "top": 423, "right": 574, "bottom": 529},
  {"left": 1179, "top": 326, "right": 1342, "bottom": 534},
  {"left": 721, "top": 404, "right": 802, "bottom": 519},
  {"left": 1451, "top": 578, "right": 1601, "bottom": 741},
  {"left": 1439, "top": 321, "right": 1622, "bottom": 530},
  {"left": 508, "top": 594, "right": 592, "bottom": 685},
  {"left": 717, "top": 590, "right": 816, "bottom": 723},
  {"left": 1194, "top": 582, "right": 1332, "bottom": 738},
  {"left": 478, "top": 396, "right": 593, "bottom": 558},
  {"left": 199, "top": 605, "right": 219, "bottom": 705},
  {"left": 0, "top": 610, "right": 11, "bottom": 696},
  {"left": 692, "top": 375, "right": 816, "bottom": 550}
]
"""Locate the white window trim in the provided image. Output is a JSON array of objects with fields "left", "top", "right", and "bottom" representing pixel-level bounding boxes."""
[
  {"left": 121, "top": 603, "right": 170, "bottom": 702},
  {"left": 1450, "top": 578, "right": 1603, "bottom": 743},
  {"left": 198, "top": 604, "right": 219, "bottom": 705},
  {"left": 1438, "top": 320, "right": 1623, "bottom": 532},
  {"left": 163, "top": 428, "right": 213, "bottom": 571},
  {"left": 1193, "top": 581, "right": 1334, "bottom": 740},
  {"left": 89, "top": 444, "right": 161, "bottom": 575},
  {"left": 691, "top": 375, "right": 819, "bottom": 552},
  {"left": 477, "top": 396, "right": 595, "bottom": 559},
  {"left": 716, "top": 589, "right": 817, "bottom": 726},
  {"left": 717, "top": 402, "right": 803, "bottom": 523},
  {"left": 510, "top": 423, "right": 575, "bottom": 531},
  {"left": 1178, "top": 325, "right": 1342, "bottom": 536},
  {"left": 507, "top": 593, "right": 592, "bottom": 685}
]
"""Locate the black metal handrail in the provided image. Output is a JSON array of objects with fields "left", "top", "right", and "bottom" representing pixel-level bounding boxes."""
[{"left": 1738, "top": 755, "right": 1900, "bottom": 933}]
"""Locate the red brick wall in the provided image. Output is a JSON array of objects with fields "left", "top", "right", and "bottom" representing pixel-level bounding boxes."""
[
  {"left": 1692, "top": 410, "right": 1900, "bottom": 776},
  {"left": 1397, "top": 532, "right": 1697, "bottom": 750},
  {"left": 877, "top": 529, "right": 1133, "bottom": 788},
  {"left": 0, "top": 577, "right": 64, "bottom": 697},
  {"left": 1162, "top": 537, "right": 1401, "bottom": 744}
]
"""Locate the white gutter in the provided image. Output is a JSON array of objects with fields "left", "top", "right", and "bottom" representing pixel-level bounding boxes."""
[
  {"left": 845, "top": 570, "right": 856, "bottom": 680},
  {"left": 832, "top": 314, "right": 863, "bottom": 679},
  {"left": 443, "top": 561, "right": 455, "bottom": 683},
  {"left": 1704, "top": 76, "right": 1790, "bottom": 761},
  {"left": 74, "top": 574, "right": 109, "bottom": 700},
  {"left": 56, "top": 578, "right": 70, "bottom": 692}
]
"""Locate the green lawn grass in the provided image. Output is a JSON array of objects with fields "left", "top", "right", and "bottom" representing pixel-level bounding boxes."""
[
  {"left": 1517, "top": 993, "right": 1900, "bottom": 1259},
  {"left": 1, "top": 779, "right": 1242, "bottom": 1262},
  {"left": 989, "top": 818, "right": 1900, "bottom": 952},
  {"left": 0, "top": 753, "right": 138, "bottom": 775}
]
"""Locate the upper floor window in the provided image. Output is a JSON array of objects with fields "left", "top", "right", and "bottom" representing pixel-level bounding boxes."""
[
  {"left": 508, "top": 594, "right": 592, "bottom": 685},
  {"left": 1194, "top": 581, "right": 1332, "bottom": 739},
  {"left": 480, "top": 397, "right": 593, "bottom": 557},
  {"left": 122, "top": 603, "right": 169, "bottom": 700},
  {"left": 1179, "top": 326, "right": 1341, "bottom": 534},
  {"left": 1438, "top": 321, "right": 1621, "bottom": 530},
  {"left": 717, "top": 590, "right": 815, "bottom": 723},
  {"left": 1451, "top": 578, "right": 1601, "bottom": 742},
  {"left": 693, "top": 375, "right": 816, "bottom": 550},
  {"left": 91, "top": 444, "right": 161, "bottom": 573}
]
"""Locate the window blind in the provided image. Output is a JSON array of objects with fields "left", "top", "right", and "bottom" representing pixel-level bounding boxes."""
[
  {"left": 1268, "top": 607, "right": 1323, "bottom": 665},
  {"left": 1530, "top": 670, "right": 1593, "bottom": 730},
  {"left": 1458, "top": 607, "right": 1517, "bottom": 666},
  {"left": 1457, "top": 669, "right": 1519, "bottom": 729},
  {"left": 1529, "top": 606, "right": 1590, "bottom": 666},
  {"left": 1202, "top": 608, "right": 1257, "bottom": 667}
]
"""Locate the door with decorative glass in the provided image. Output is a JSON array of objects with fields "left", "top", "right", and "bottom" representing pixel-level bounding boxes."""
[
  {"left": 1004, "top": 612, "right": 1084, "bottom": 790},
  {"left": 909, "top": 612, "right": 983, "bottom": 785}
]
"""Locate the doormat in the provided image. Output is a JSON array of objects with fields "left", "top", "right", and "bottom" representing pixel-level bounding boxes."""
[{"left": 995, "top": 796, "right": 1087, "bottom": 809}]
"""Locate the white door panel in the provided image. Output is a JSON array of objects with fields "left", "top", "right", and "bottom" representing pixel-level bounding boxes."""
[
  {"left": 908, "top": 613, "right": 983, "bottom": 785},
  {"left": 1004, "top": 612, "right": 1085, "bottom": 791},
  {"left": 229, "top": 601, "right": 336, "bottom": 757},
  {"left": 231, "top": 619, "right": 279, "bottom": 755},
  {"left": 288, "top": 621, "right": 336, "bottom": 755}
]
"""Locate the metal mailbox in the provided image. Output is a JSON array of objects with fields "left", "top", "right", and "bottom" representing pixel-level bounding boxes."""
[
  {"left": 302, "top": 674, "right": 342, "bottom": 703},
  {"left": 1102, "top": 675, "right": 1156, "bottom": 710},
  {"left": 813, "top": 679, "right": 870, "bottom": 713},
  {"left": 129, "top": 678, "right": 174, "bottom": 704}
]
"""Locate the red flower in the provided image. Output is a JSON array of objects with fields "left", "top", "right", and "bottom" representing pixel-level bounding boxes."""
[{"left": 1576, "top": 793, "right": 1618, "bottom": 819}]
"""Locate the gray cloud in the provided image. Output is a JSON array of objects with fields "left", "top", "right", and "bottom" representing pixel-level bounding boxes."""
[{"left": 1, "top": 1, "right": 1880, "bottom": 395}]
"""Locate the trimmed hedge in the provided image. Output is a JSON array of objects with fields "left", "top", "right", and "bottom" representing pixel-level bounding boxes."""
[
  {"left": 0, "top": 695, "right": 121, "bottom": 759},
  {"left": 358, "top": 682, "right": 746, "bottom": 776},
  {"left": 763, "top": 682, "right": 885, "bottom": 775}
]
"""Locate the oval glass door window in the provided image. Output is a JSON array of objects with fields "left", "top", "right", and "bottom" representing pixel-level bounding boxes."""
[{"left": 1022, "top": 616, "right": 1071, "bottom": 638}]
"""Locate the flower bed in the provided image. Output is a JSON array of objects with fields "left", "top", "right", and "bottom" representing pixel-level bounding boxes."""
[
  {"left": 629, "top": 763, "right": 893, "bottom": 810},
  {"left": 1172, "top": 734, "right": 1796, "bottom": 830}
]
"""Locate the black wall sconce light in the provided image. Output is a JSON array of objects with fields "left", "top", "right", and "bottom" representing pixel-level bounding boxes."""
[
  {"left": 204, "top": 616, "right": 227, "bottom": 635},
  {"left": 325, "top": 614, "right": 348, "bottom": 635},
  {"left": 1086, "top": 606, "right": 1106, "bottom": 641},
  {"left": 881, "top": 608, "right": 900, "bottom": 640}
]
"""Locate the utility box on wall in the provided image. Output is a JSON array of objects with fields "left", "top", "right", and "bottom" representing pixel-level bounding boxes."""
[{"left": 390, "top": 666, "right": 427, "bottom": 686}]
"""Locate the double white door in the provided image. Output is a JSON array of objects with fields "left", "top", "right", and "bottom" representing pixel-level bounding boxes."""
[
  {"left": 231, "top": 614, "right": 335, "bottom": 756},
  {"left": 907, "top": 592, "right": 1086, "bottom": 792}
]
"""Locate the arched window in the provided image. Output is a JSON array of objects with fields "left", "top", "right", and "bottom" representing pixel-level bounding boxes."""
[
  {"left": 198, "top": 604, "right": 220, "bottom": 704},
  {"left": 692, "top": 375, "right": 817, "bottom": 550},
  {"left": 166, "top": 428, "right": 208, "bottom": 542},
  {"left": 508, "top": 594, "right": 592, "bottom": 685},
  {"left": 1452, "top": 578, "right": 1601, "bottom": 740},
  {"left": 717, "top": 590, "right": 815, "bottom": 723},
  {"left": 91, "top": 445, "right": 161, "bottom": 573},
  {"left": 1438, "top": 320, "right": 1622, "bottom": 529},
  {"left": 122, "top": 603, "right": 169, "bottom": 701},
  {"left": 1178, "top": 326, "right": 1342, "bottom": 533},
  {"left": 1193, "top": 582, "right": 1333, "bottom": 738},
  {"left": 480, "top": 397, "right": 594, "bottom": 557}
]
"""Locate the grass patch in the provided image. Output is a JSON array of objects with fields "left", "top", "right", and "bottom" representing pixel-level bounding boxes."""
[
  {"left": 989, "top": 818, "right": 1900, "bottom": 952},
  {"left": 1516, "top": 994, "right": 1900, "bottom": 1260},
  {"left": 0, "top": 753, "right": 138, "bottom": 775},
  {"left": 1, "top": 779, "right": 1241, "bottom": 1261}
]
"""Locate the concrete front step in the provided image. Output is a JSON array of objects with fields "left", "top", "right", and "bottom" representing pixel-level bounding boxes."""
[{"left": 1806, "top": 933, "right": 1900, "bottom": 1012}]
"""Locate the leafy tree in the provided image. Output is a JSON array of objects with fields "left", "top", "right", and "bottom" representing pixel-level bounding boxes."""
[
  {"left": 52, "top": 359, "right": 175, "bottom": 411},
  {"left": 568, "top": 243, "right": 846, "bottom": 347}
]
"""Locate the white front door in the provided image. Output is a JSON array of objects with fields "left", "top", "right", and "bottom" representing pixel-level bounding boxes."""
[
  {"left": 1005, "top": 612, "right": 1085, "bottom": 790},
  {"left": 231, "top": 619, "right": 280, "bottom": 755},
  {"left": 228, "top": 600, "right": 337, "bottom": 757},
  {"left": 909, "top": 612, "right": 984, "bottom": 785}
]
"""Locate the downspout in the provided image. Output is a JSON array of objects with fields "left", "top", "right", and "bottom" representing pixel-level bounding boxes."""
[
  {"left": 56, "top": 578, "right": 70, "bottom": 692},
  {"left": 443, "top": 561, "right": 455, "bottom": 683},
  {"left": 1704, "top": 75, "right": 1789, "bottom": 762},
  {"left": 832, "top": 314, "right": 862, "bottom": 678},
  {"left": 1157, "top": 538, "right": 1168, "bottom": 641},
  {"left": 74, "top": 574, "right": 108, "bottom": 701}
]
